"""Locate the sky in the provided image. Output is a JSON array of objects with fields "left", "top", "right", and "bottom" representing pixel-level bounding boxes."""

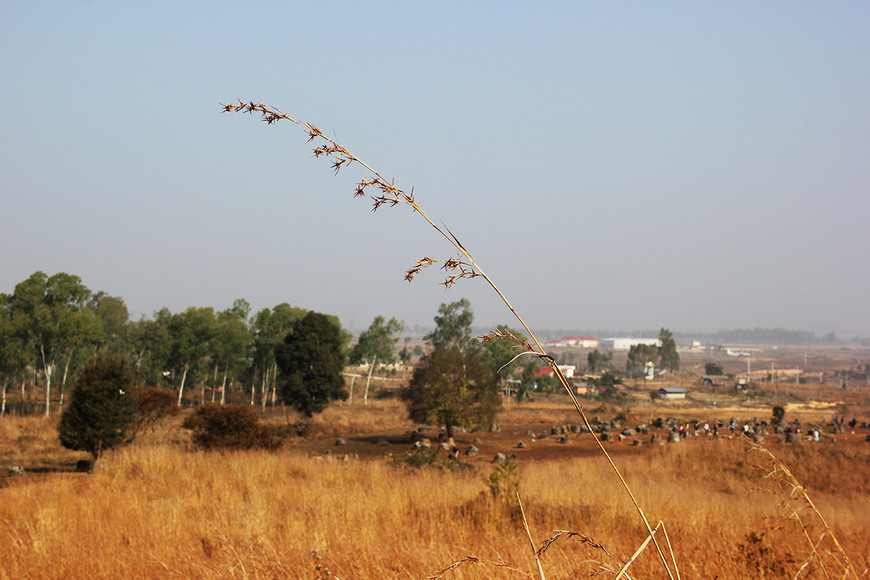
[{"left": 1, "top": 1, "right": 868, "bottom": 338}]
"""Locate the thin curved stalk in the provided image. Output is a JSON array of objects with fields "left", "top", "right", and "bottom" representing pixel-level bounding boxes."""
[{"left": 224, "top": 100, "right": 676, "bottom": 578}]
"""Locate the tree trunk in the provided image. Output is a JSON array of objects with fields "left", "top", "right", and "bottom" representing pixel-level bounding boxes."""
[
  {"left": 134, "top": 347, "right": 146, "bottom": 379},
  {"left": 348, "top": 374, "right": 356, "bottom": 404},
  {"left": 270, "top": 361, "right": 277, "bottom": 407},
  {"left": 220, "top": 366, "right": 228, "bottom": 405},
  {"left": 211, "top": 364, "right": 218, "bottom": 403},
  {"left": 363, "top": 355, "right": 376, "bottom": 406},
  {"left": 176, "top": 365, "right": 189, "bottom": 407},
  {"left": 250, "top": 371, "right": 257, "bottom": 405},
  {"left": 39, "top": 344, "right": 53, "bottom": 417},
  {"left": 1, "top": 379, "right": 8, "bottom": 416},
  {"left": 261, "top": 367, "right": 269, "bottom": 411},
  {"left": 59, "top": 352, "right": 72, "bottom": 408},
  {"left": 446, "top": 422, "right": 455, "bottom": 440}
]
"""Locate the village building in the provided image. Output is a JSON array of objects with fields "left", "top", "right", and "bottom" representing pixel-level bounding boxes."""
[
  {"left": 657, "top": 387, "right": 687, "bottom": 399},
  {"left": 599, "top": 337, "right": 660, "bottom": 350}
]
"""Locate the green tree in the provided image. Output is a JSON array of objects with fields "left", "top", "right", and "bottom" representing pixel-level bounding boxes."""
[
  {"left": 349, "top": 316, "right": 404, "bottom": 365},
  {"left": 587, "top": 349, "right": 612, "bottom": 374},
  {"left": 626, "top": 343, "right": 657, "bottom": 373},
  {"left": 402, "top": 348, "right": 501, "bottom": 439},
  {"left": 58, "top": 352, "right": 139, "bottom": 462},
  {"left": 658, "top": 328, "right": 680, "bottom": 372},
  {"left": 250, "top": 303, "right": 306, "bottom": 408},
  {"left": 0, "top": 304, "right": 29, "bottom": 416},
  {"left": 349, "top": 315, "right": 404, "bottom": 404},
  {"left": 7, "top": 272, "right": 101, "bottom": 416},
  {"left": 211, "top": 299, "right": 252, "bottom": 404},
  {"left": 126, "top": 311, "right": 173, "bottom": 386},
  {"left": 424, "top": 299, "right": 475, "bottom": 355},
  {"left": 91, "top": 293, "right": 129, "bottom": 348},
  {"left": 168, "top": 307, "right": 216, "bottom": 406},
  {"left": 275, "top": 311, "right": 347, "bottom": 417}
]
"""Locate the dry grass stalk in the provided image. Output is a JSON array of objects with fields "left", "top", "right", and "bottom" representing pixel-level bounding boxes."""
[
  {"left": 223, "top": 100, "right": 676, "bottom": 577},
  {"left": 428, "top": 555, "right": 533, "bottom": 580},
  {"left": 516, "top": 491, "right": 546, "bottom": 580},
  {"left": 743, "top": 436, "right": 859, "bottom": 579},
  {"left": 614, "top": 521, "right": 663, "bottom": 580}
]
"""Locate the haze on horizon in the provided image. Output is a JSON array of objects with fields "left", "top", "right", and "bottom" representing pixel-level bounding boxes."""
[{"left": 2, "top": 2, "right": 868, "bottom": 337}]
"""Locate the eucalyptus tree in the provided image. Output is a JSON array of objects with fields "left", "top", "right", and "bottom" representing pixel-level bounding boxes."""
[
  {"left": 168, "top": 307, "right": 216, "bottom": 406},
  {"left": 626, "top": 343, "right": 658, "bottom": 374},
  {"left": 0, "top": 302, "right": 29, "bottom": 416},
  {"left": 250, "top": 303, "right": 306, "bottom": 408},
  {"left": 211, "top": 299, "right": 252, "bottom": 404},
  {"left": 126, "top": 308, "right": 174, "bottom": 386},
  {"left": 424, "top": 299, "right": 475, "bottom": 355},
  {"left": 6, "top": 272, "right": 100, "bottom": 416},
  {"left": 658, "top": 328, "right": 680, "bottom": 372},
  {"left": 91, "top": 293, "right": 130, "bottom": 348},
  {"left": 348, "top": 315, "right": 404, "bottom": 404}
]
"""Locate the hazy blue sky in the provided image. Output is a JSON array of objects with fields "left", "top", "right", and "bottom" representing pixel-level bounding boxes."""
[{"left": 2, "top": 1, "right": 868, "bottom": 336}]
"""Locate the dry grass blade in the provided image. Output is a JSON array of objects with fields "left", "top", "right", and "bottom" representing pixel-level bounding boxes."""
[
  {"left": 613, "top": 521, "right": 666, "bottom": 580},
  {"left": 536, "top": 530, "right": 611, "bottom": 560},
  {"left": 428, "top": 555, "right": 533, "bottom": 579},
  {"left": 516, "top": 492, "right": 546, "bottom": 580},
  {"left": 224, "top": 99, "right": 676, "bottom": 579},
  {"left": 743, "top": 436, "right": 858, "bottom": 579},
  {"left": 428, "top": 556, "right": 479, "bottom": 579}
]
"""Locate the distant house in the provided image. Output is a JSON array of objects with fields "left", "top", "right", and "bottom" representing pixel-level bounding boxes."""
[
  {"left": 519, "top": 367, "right": 554, "bottom": 379},
  {"left": 658, "top": 387, "right": 687, "bottom": 399},
  {"left": 593, "top": 384, "right": 625, "bottom": 396}
]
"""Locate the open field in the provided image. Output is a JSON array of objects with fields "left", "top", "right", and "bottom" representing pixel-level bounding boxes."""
[{"left": 2, "top": 360, "right": 869, "bottom": 579}]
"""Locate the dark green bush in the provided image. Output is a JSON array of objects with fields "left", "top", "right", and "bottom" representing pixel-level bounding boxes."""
[
  {"left": 182, "top": 404, "right": 284, "bottom": 450},
  {"left": 58, "top": 352, "right": 139, "bottom": 461}
]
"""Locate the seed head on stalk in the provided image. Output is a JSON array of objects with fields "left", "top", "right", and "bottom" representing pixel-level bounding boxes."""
[{"left": 223, "top": 99, "right": 678, "bottom": 579}]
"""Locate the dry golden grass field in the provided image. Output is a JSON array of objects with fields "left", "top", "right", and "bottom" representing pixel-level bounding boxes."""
[{"left": 2, "top": 361, "right": 869, "bottom": 579}]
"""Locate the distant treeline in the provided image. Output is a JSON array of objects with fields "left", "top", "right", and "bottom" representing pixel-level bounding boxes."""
[
  {"left": 538, "top": 328, "right": 846, "bottom": 345},
  {"left": 682, "top": 328, "right": 839, "bottom": 345}
]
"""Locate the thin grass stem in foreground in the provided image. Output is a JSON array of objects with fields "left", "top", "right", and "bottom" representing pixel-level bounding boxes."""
[{"left": 223, "top": 100, "right": 675, "bottom": 577}]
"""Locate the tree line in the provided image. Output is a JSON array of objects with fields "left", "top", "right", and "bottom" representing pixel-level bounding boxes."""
[
  {"left": 0, "top": 271, "right": 354, "bottom": 416},
  {"left": 0, "top": 272, "right": 523, "bottom": 427}
]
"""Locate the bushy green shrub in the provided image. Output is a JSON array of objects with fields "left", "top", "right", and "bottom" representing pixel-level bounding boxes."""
[
  {"left": 182, "top": 404, "right": 284, "bottom": 450},
  {"left": 58, "top": 352, "right": 139, "bottom": 461}
]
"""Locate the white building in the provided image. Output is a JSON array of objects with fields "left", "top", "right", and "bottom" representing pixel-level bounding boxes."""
[{"left": 599, "top": 337, "right": 660, "bottom": 350}]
